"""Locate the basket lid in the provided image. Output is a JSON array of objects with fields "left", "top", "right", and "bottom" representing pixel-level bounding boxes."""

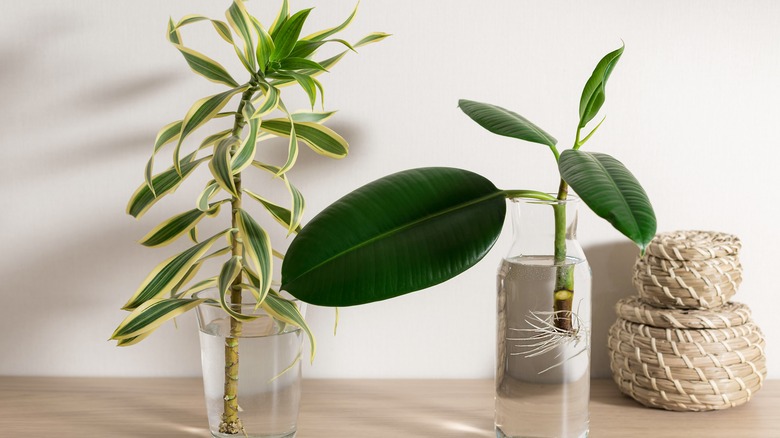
[
  {"left": 615, "top": 296, "right": 751, "bottom": 329},
  {"left": 645, "top": 230, "right": 741, "bottom": 261}
]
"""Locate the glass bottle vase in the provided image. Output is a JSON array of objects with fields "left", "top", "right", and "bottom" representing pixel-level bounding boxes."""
[{"left": 496, "top": 197, "right": 592, "bottom": 438}]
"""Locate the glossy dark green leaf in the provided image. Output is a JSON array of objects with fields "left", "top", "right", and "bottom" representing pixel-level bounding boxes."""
[
  {"left": 579, "top": 45, "right": 623, "bottom": 128},
  {"left": 458, "top": 99, "right": 557, "bottom": 147},
  {"left": 281, "top": 167, "right": 507, "bottom": 306},
  {"left": 559, "top": 150, "right": 656, "bottom": 250}
]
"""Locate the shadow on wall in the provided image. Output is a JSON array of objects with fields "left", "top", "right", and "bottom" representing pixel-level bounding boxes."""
[{"left": 583, "top": 240, "right": 638, "bottom": 379}]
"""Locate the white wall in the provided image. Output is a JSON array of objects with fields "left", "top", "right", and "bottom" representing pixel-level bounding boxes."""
[{"left": 1, "top": 0, "right": 777, "bottom": 379}]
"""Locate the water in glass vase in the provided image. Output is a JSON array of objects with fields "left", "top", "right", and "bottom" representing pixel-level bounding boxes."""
[
  {"left": 199, "top": 315, "right": 303, "bottom": 438},
  {"left": 496, "top": 255, "right": 592, "bottom": 438}
]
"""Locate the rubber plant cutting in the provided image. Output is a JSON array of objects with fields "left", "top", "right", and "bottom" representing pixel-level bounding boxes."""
[
  {"left": 281, "top": 45, "right": 657, "bottom": 333},
  {"left": 110, "top": 1, "right": 387, "bottom": 436}
]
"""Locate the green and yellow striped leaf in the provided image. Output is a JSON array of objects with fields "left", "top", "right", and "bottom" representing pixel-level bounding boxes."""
[
  {"left": 283, "top": 175, "right": 304, "bottom": 235},
  {"left": 128, "top": 154, "right": 209, "bottom": 219},
  {"left": 259, "top": 119, "right": 348, "bottom": 159},
  {"left": 355, "top": 32, "right": 391, "bottom": 48},
  {"left": 303, "top": 2, "right": 359, "bottom": 42},
  {"left": 244, "top": 188, "right": 301, "bottom": 233},
  {"left": 268, "top": 0, "right": 289, "bottom": 39},
  {"left": 261, "top": 293, "right": 315, "bottom": 360},
  {"left": 122, "top": 231, "right": 228, "bottom": 310},
  {"left": 278, "top": 117, "right": 299, "bottom": 175},
  {"left": 199, "top": 129, "right": 232, "bottom": 151},
  {"left": 174, "top": 86, "right": 248, "bottom": 175},
  {"left": 145, "top": 120, "right": 183, "bottom": 195},
  {"left": 175, "top": 15, "right": 233, "bottom": 44},
  {"left": 271, "top": 8, "right": 313, "bottom": 62},
  {"left": 218, "top": 256, "right": 254, "bottom": 321},
  {"left": 287, "top": 72, "right": 318, "bottom": 108},
  {"left": 279, "top": 58, "right": 326, "bottom": 72},
  {"left": 197, "top": 181, "right": 221, "bottom": 212},
  {"left": 226, "top": 0, "right": 257, "bottom": 71},
  {"left": 251, "top": 161, "right": 282, "bottom": 176},
  {"left": 236, "top": 209, "right": 273, "bottom": 298},
  {"left": 167, "top": 18, "right": 182, "bottom": 44},
  {"left": 113, "top": 298, "right": 207, "bottom": 342},
  {"left": 174, "top": 45, "right": 239, "bottom": 87},
  {"left": 250, "top": 16, "right": 275, "bottom": 72},
  {"left": 116, "top": 330, "right": 155, "bottom": 347},
  {"left": 251, "top": 85, "right": 280, "bottom": 119},
  {"left": 188, "top": 226, "right": 199, "bottom": 244},
  {"left": 171, "top": 261, "right": 202, "bottom": 295},
  {"left": 232, "top": 106, "right": 259, "bottom": 173},
  {"left": 139, "top": 208, "right": 210, "bottom": 248},
  {"left": 241, "top": 283, "right": 270, "bottom": 307},
  {"left": 179, "top": 276, "right": 218, "bottom": 298},
  {"left": 210, "top": 136, "right": 240, "bottom": 197},
  {"left": 291, "top": 111, "right": 336, "bottom": 124}
]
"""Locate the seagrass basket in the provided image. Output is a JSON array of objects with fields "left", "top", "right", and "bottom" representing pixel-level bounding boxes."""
[
  {"left": 634, "top": 231, "right": 742, "bottom": 309},
  {"left": 609, "top": 297, "right": 767, "bottom": 411}
]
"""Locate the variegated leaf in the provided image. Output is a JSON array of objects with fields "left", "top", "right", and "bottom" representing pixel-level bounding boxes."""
[
  {"left": 116, "top": 330, "right": 155, "bottom": 347},
  {"left": 244, "top": 188, "right": 300, "bottom": 233},
  {"left": 251, "top": 85, "right": 280, "bottom": 119},
  {"left": 283, "top": 175, "right": 304, "bottom": 235},
  {"left": 355, "top": 32, "right": 391, "bottom": 48},
  {"left": 303, "top": 2, "right": 359, "bottom": 42},
  {"left": 172, "top": 262, "right": 202, "bottom": 295},
  {"left": 139, "top": 208, "right": 210, "bottom": 247},
  {"left": 226, "top": 0, "right": 257, "bottom": 71},
  {"left": 174, "top": 86, "right": 248, "bottom": 175},
  {"left": 167, "top": 18, "right": 182, "bottom": 44},
  {"left": 145, "top": 120, "right": 183, "bottom": 195},
  {"left": 236, "top": 209, "right": 273, "bottom": 298},
  {"left": 262, "top": 293, "right": 315, "bottom": 360},
  {"left": 122, "top": 231, "right": 228, "bottom": 310},
  {"left": 241, "top": 283, "right": 270, "bottom": 307},
  {"left": 174, "top": 45, "right": 239, "bottom": 87},
  {"left": 197, "top": 181, "right": 221, "bottom": 212},
  {"left": 271, "top": 8, "right": 313, "bottom": 62},
  {"left": 112, "top": 298, "right": 207, "bottom": 342},
  {"left": 291, "top": 111, "right": 335, "bottom": 124},
  {"left": 250, "top": 16, "right": 275, "bottom": 73},
  {"left": 259, "top": 119, "right": 347, "bottom": 159},
  {"left": 268, "top": 0, "right": 289, "bottom": 39},
  {"left": 175, "top": 15, "right": 233, "bottom": 44},
  {"left": 279, "top": 58, "right": 326, "bottom": 72},
  {"left": 199, "top": 129, "right": 232, "bottom": 151},
  {"left": 232, "top": 105, "right": 259, "bottom": 173},
  {"left": 217, "top": 256, "right": 258, "bottom": 321},
  {"left": 188, "top": 226, "right": 199, "bottom": 244},
  {"left": 128, "top": 154, "right": 209, "bottom": 219},
  {"left": 178, "top": 276, "right": 219, "bottom": 298},
  {"left": 210, "top": 136, "right": 240, "bottom": 197},
  {"left": 287, "top": 72, "right": 318, "bottom": 108}
]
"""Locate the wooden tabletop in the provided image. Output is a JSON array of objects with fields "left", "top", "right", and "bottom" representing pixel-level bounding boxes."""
[{"left": 0, "top": 377, "right": 775, "bottom": 437}]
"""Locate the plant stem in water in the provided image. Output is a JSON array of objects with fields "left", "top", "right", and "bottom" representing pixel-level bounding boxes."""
[{"left": 552, "top": 179, "right": 574, "bottom": 332}]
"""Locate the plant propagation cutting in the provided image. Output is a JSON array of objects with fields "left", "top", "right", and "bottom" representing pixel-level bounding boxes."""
[
  {"left": 281, "top": 45, "right": 657, "bottom": 334},
  {"left": 110, "top": 0, "right": 387, "bottom": 434}
]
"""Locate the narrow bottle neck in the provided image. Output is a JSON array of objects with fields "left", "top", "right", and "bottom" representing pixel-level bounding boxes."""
[{"left": 506, "top": 197, "right": 584, "bottom": 260}]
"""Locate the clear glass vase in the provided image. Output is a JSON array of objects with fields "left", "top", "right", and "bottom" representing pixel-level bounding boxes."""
[
  {"left": 196, "top": 294, "right": 306, "bottom": 438},
  {"left": 496, "top": 197, "right": 592, "bottom": 438}
]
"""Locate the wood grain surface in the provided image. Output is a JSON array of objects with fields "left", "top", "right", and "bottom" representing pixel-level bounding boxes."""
[{"left": 0, "top": 377, "right": 775, "bottom": 437}]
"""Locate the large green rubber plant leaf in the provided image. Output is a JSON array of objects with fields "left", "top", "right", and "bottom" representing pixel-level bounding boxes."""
[
  {"left": 458, "top": 99, "right": 557, "bottom": 147},
  {"left": 559, "top": 150, "right": 656, "bottom": 251},
  {"left": 281, "top": 167, "right": 507, "bottom": 306}
]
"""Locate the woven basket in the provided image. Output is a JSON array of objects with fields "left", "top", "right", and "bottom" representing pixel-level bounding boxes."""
[
  {"left": 633, "top": 261, "right": 741, "bottom": 309},
  {"left": 634, "top": 232, "right": 742, "bottom": 309},
  {"left": 608, "top": 302, "right": 766, "bottom": 411},
  {"left": 645, "top": 230, "right": 741, "bottom": 261}
]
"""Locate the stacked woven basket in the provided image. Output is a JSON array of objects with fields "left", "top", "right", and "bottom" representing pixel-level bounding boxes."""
[{"left": 608, "top": 231, "right": 767, "bottom": 411}]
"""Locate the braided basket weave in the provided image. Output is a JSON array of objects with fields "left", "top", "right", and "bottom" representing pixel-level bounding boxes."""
[
  {"left": 634, "top": 232, "right": 743, "bottom": 309},
  {"left": 609, "top": 310, "right": 766, "bottom": 411},
  {"left": 609, "top": 230, "right": 766, "bottom": 411}
]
